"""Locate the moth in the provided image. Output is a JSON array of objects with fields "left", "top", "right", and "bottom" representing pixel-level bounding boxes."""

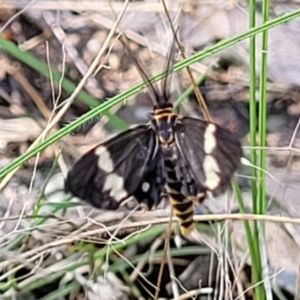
[{"left": 66, "top": 36, "right": 242, "bottom": 234}]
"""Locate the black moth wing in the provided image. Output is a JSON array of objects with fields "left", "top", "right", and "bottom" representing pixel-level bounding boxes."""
[
  {"left": 175, "top": 117, "right": 242, "bottom": 198},
  {"left": 66, "top": 125, "right": 166, "bottom": 210}
]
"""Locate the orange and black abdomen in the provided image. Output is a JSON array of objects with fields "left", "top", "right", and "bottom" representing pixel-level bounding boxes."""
[
  {"left": 164, "top": 157, "right": 195, "bottom": 234},
  {"left": 153, "top": 105, "right": 195, "bottom": 234}
]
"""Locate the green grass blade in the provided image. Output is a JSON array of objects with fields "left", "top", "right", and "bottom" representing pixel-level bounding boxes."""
[
  {"left": 232, "top": 181, "right": 260, "bottom": 271},
  {"left": 257, "top": 0, "right": 270, "bottom": 216},
  {"left": 248, "top": 1, "right": 265, "bottom": 299},
  {"left": 249, "top": 0, "right": 258, "bottom": 209},
  {"left": 253, "top": 0, "right": 270, "bottom": 297}
]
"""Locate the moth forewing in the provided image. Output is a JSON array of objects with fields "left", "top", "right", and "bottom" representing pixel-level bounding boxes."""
[
  {"left": 175, "top": 117, "right": 242, "bottom": 198},
  {"left": 66, "top": 124, "right": 165, "bottom": 211}
]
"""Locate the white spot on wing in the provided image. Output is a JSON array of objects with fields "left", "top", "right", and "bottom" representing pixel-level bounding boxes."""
[
  {"left": 142, "top": 182, "right": 150, "bottom": 192},
  {"left": 204, "top": 124, "right": 217, "bottom": 154},
  {"left": 95, "top": 146, "right": 114, "bottom": 172},
  {"left": 103, "top": 173, "right": 128, "bottom": 202},
  {"left": 203, "top": 155, "right": 221, "bottom": 190}
]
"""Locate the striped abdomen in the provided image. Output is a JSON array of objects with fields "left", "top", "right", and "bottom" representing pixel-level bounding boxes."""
[
  {"left": 164, "top": 157, "right": 195, "bottom": 234},
  {"left": 153, "top": 104, "right": 195, "bottom": 234}
]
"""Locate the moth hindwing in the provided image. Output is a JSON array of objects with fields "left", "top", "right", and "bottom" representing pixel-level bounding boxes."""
[{"left": 66, "top": 35, "right": 242, "bottom": 235}]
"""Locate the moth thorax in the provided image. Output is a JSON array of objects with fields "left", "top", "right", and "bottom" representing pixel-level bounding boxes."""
[{"left": 153, "top": 107, "right": 177, "bottom": 147}]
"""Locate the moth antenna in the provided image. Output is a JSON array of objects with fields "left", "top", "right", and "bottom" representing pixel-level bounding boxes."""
[
  {"left": 118, "top": 33, "right": 160, "bottom": 107},
  {"left": 161, "top": 0, "right": 212, "bottom": 122},
  {"left": 160, "top": 27, "right": 179, "bottom": 106}
]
